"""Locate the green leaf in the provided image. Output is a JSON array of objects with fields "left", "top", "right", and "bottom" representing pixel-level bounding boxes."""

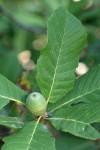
[
  {"left": 48, "top": 103, "right": 100, "bottom": 140},
  {"left": 48, "top": 102, "right": 100, "bottom": 140},
  {"left": 0, "top": 97, "right": 9, "bottom": 110},
  {"left": 49, "top": 118, "right": 100, "bottom": 140},
  {"left": 47, "top": 65, "right": 100, "bottom": 140},
  {"left": 52, "top": 102, "right": 100, "bottom": 124},
  {"left": 56, "top": 133, "right": 96, "bottom": 150},
  {"left": 0, "top": 114, "right": 24, "bottom": 129},
  {"left": 2, "top": 121, "right": 56, "bottom": 150},
  {"left": 37, "top": 7, "right": 86, "bottom": 103},
  {"left": 48, "top": 65, "right": 100, "bottom": 112},
  {"left": 0, "top": 74, "right": 28, "bottom": 103}
]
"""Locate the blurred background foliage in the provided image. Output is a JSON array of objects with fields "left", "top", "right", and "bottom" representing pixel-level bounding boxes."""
[{"left": 0, "top": 0, "right": 100, "bottom": 149}]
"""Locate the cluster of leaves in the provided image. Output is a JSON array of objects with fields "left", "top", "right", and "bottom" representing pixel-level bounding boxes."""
[
  {"left": 0, "top": 6, "right": 100, "bottom": 150},
  {"left": 0, "top": 0, "right": 100, "bottom": 83}
]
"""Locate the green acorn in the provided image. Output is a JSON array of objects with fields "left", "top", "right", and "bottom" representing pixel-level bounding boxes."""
[{"left": 26, "top": 92, "right": 47, "bottom": 116}]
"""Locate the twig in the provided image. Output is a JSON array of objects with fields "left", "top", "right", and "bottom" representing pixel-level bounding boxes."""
[
  {"left": 0, "top": 5, "right": 45, "bottom": 34},
  {"left": 41, "top": 119, "right": 60, "bottom": 138}
]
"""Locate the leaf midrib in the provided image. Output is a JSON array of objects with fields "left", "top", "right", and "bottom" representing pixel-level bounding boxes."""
[
  {"left": 0, "top": 95, "right": 24, "bottom": 104},
  {"left": 48, "top": 118, "right": 98, "bottom": 140},
  {"left": 49, "top": 87, "right": 100, "bottom": 113},
  {"left": 48, "top": 117, "right": 89, "bottom": 125},
  {"left": 47, "top": 14, "right": 67, "bottom": 104},
  {"left": 0, "top": 121, "right": 23, "bottom": 124},
  {"left": 26, "top": 116, "right": 41, "bottom": 150}
]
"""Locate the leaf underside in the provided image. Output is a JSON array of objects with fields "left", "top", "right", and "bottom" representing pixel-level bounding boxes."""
[
  {"left": 2, "top": 121, "right": 56, "bottom": 150},
  {"left": 37, "top": 6, "right": 86, "bottom": 103}
]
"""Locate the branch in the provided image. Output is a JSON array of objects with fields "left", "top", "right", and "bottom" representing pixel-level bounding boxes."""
[
  {"left": 42, "top": 119, "right": 60, "bottom": 138},
  {"left": 0, "top": 5, "right": 45, "bottom": 34}
]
